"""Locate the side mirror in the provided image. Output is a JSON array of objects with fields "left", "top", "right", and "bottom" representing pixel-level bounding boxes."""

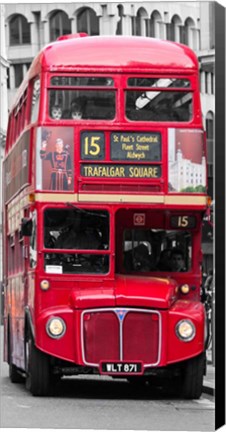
[{"left": 21, "top": 218, "right": 33, "bottom": 237}]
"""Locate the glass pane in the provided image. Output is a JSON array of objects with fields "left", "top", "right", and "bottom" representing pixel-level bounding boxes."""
[
  {"left": 14, "top": 64, "right": 23, "bottom": 88},
  {"left": 10, "top": 16, "right": 20, "bottom": 45},
  {"left": 126, "top": 90, "right": 192, "bottom": 122},
  {"left": 44, "top": 253, "right": 109, "bottom": 274},
  {"left": 22, "top": 17, "right": 30, "bottom": 43},
  {"left": 128, "top": 78, "right": 190, "bottom": 88},
  {"left": 50, "top": 76, "right": 114, "bottom": 86},
  {"left": 49, "top": 90, "right": 115, "bottom": 120},
  {"left": 31, "top": 79, "right": 40, "bottom": 123},
  {"left": 44, "top": 207, "right": 110, "bottom": 274},
  {"left": 44, "top": 208, "right": 109, "bottom": 250},
  {"left": 123, "top": 229, "right": 192, "bottom": 273}
]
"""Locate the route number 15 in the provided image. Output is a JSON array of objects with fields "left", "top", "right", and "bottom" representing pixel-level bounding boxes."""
[{"left": 81, "top": 132, "right": 105, "bottom": 160}]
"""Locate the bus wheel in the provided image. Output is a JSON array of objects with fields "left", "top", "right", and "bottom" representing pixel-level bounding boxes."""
[
  {"left": 25, "top": 335, "right": 51, "bottom": 396},
  {"left": 181, "top": 353, "right": 205, "bottom": 399}
]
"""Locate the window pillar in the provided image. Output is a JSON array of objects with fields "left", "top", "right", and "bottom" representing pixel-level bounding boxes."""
[
  {"left": 207, "top": 72, "right": 212, "bottom": 95},
  {"left": 200, "top": 71, "right": 205, "bottom": 94},
  {"left": 121, "top": 14, "right": 132, "bottom": 35},
  {"left": 22, "top": 64, "right": 27, "bottom": 80},
  {"left": 9, "top": 66, "right": 15, "bottom": 90},
  {"left": 175, "top": 24, "right": 180, "bottom": 42},
  {"left": 42, "top": 20, "right": 49, "bottom": 45},
  {"left": 99, "top": 14, "right": 117, "bottom": 35},
  {"left": 71, "top": 16, "right": 77, "bottom": 34}
]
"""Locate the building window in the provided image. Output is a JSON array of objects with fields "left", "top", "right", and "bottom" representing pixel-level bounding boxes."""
[
  {"left": 205, "top": 72, "right": 208, "bottom": 94},
  {"left": 168, "top": 15, "right": 182, "bottom": 43},
  {"left": 116, "top": 5, "right": 124, "bottom": 35},
  {"left": 134, "top": 8, "right": 148, "bottom": 36},
  {"left": 14, "top": 64, "right": 23, "bottom": 88},
  {"left": 50, "top": 10, "right": 71, "bottom": 41},
  {"left": 211, "top": 73, "right": 214, "bottom": 94},
  {"left": 166, "top": 22, "right": 175, "bottom": 41},
  {"left": 9, "top": 14, "right": 31, "bottom": 45},
  {"left": 77, "top": 8, "right": 99, "bottom": 35},
  {"left": 179, "top": 25, "right": 187, "bottom": 45},
  {"left": 149, "top": 11, "right": 162, "bottom": 38},
  {"left": 7, "top": 68, "right": 10, "bottom": 89}
]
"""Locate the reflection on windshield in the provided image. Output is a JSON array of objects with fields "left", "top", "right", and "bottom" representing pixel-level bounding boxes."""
[
  {"left": 126, "top": 91, "right": 192, "bottom": 122},
  {"left": 127, "top": 78, "right": 190, "bottom": 88}
]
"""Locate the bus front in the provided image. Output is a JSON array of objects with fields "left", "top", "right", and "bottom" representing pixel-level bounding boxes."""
[{"left": 27, "top": 36, "right": 208, "bottom": 398}]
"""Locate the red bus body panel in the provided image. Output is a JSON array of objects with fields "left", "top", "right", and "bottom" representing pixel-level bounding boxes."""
[{"left": 3, "top": 35, "right": 207, "bottom": 381}]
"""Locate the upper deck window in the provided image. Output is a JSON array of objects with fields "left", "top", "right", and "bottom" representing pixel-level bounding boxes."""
[
  {"left": 126, "top": 90, "right": 192, "bottom": 122},
  {"left": 50, "top": 76, "right": 114, "bottom": 86},
  {"left": 49, "top": 89, "right": 115, "bottom": 120},
  {"left": 31, "top": 78, "right": 40, "bottom": 123},
  {"left": 127, "top": 78, "right": 191, "bottom": 88}
]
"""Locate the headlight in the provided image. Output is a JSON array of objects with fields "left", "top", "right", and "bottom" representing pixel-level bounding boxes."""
[
  {"left": 176, "top": 319, "right": 196, "bottom": 342},
  {"left": 46, "top": 317, "right": 66, "bottom": 339},
  {"left": 180, "top": 284, "right": 190, "bottom": 294},
  {"left": 40, "top": 280, "right": 50, "bottom": 290}
]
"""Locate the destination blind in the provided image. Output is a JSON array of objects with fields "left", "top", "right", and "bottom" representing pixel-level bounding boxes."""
[
  {"left": 81, "top": 164, "right": 161, "bottom": 178},
  {"left": 80, "top": 131, "right": 161, "bottom": 162},
  {"left": 111, "top": 132, "right": 161, "bottom": 161}
]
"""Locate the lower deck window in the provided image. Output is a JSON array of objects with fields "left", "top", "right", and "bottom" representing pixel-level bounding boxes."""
[
  {"left": 44, "top": 207, "right": 109, "bottom": 274},
  {"left": 123, "top": 229, "right": 192, "bottom": 273},
  {"left": 45, "top": 253, "right": 109, "bottom": 274}
]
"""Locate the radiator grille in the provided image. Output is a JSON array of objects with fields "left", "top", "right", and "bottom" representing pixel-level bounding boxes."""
[{"left": 82, "top": 308, "right": 161, "bottom": 367}]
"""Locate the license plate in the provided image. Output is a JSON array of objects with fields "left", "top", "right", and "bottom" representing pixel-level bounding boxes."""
[{"left": 100, "top": 361, "right": 143, "bottom": 375}]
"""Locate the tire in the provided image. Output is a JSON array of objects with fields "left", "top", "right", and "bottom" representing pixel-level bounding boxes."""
[
  {"left": 9, "top": 362, "right": 24, "bottom": 383},
  {"left": 181, "top": 352, "right": 205, "bottom": 399},
  {"left": 25, "top": 335, "right": 51, "bottom": 396}
]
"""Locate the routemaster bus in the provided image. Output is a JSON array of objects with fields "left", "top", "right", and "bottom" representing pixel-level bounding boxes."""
[{"left": 3, "top": 34, "right": 209, "bottom": 398}]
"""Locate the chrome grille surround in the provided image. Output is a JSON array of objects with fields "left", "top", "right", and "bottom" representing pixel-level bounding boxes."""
[{"left": 81, "top": 307, "right": 162, "bottom": 368}]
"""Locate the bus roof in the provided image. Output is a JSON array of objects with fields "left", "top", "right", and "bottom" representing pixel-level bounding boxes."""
[
  {"left": 12, "top": 35, "right": 199, "bottom": 110},
  {"left": 36, "top": 35, "right": 198, "bottom": 73}
]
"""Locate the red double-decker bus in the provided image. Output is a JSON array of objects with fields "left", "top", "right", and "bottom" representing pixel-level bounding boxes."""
[{"left": 3, "top": 34, "right": 208, "bottom": 398}]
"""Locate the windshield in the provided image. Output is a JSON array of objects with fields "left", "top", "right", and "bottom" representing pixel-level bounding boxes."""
[
  {"left": 43, "top": 208, "right": 110, "bottom": 274},
  {"left": 123, "top": 228, "right": 192, "bottom": 273}
]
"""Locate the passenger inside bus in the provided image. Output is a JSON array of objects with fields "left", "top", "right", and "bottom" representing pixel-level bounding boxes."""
[
  {"left": 170, "top": 248, "right": 186, "bottom": 272},
  {"left": 124, "top": 243, "right": 154, "bottom": 272},
  {"left": 50, "top": 105, "right": 63, "bottom": 120},
  {"left": 49, "top": 89, "right": 115, "bottom": 120},
  {"left": 122, "top": 227, "right": 190, "bottom": 274},
  {"left": 62, "top": 99, "right": 84, "bottom": 119}
]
